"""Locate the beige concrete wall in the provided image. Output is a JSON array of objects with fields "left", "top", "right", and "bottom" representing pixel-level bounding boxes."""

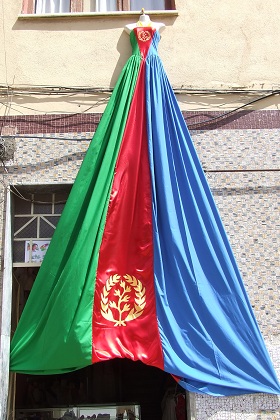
[{"left": 0, "top": 0, "right": 280, "bottom": 115}]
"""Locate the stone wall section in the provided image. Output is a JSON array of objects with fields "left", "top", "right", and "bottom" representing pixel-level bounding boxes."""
[{"left": 191, "top": 129, "right": 280, "bottom": 419}]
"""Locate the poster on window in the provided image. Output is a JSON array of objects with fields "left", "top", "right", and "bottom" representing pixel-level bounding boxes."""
[{"left": 25, "top": 241, "right": 50, "bottom": 263}]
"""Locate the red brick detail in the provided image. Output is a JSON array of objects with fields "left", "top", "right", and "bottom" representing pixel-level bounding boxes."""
[
  {"left": 184, "top": 110, "right": 280, "bottom": 130},
  {"left": 0, "top": 114, "right": 101, "bottom": 135},
  {"left": 1, "top": 125, "right": 18, "bottom": 136},
  {"left": 1, "top": 111, "right": 280, "bottom": 135}
]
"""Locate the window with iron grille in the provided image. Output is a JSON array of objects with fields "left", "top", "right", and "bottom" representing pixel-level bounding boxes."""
[{"left": 13, "top": 185, "right": 72, "bottom": 267}]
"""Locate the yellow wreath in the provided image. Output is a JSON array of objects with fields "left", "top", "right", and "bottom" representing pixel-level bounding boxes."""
[{"left": 101, "top": 274, "right": 146, "bottom": 326}]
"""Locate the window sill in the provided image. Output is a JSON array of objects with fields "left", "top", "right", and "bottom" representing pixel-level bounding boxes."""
[
  {"left": 13, "top": 262, "right": 42, "bottom": 267},
  {"left": 18, "top": 10, "right": 179, "bottom": 20}
]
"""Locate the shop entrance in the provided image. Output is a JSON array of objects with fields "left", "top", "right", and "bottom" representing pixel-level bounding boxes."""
[
  {"left": 14, "top": 359, "right": 186, "bottom": 419},
  {"left": 9, "top": 185, "right": 188, "bottom": 419},
  {"left": 11, "top": 267, "right": 187, "bottom": 420}
]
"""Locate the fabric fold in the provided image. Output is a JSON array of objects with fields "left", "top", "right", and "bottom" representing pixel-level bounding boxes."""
[{"left": 10, "top": 27, "right": 280, "bottom": 397}]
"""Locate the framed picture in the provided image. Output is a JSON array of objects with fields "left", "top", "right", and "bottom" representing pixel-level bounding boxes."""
[{"left": 25, "top": 240, "right": 50, "bottom": 263}]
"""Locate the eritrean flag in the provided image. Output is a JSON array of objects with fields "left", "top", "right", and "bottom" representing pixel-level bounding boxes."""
[{"left": 10, "top": 28, "right": 280, "bottom": 396}]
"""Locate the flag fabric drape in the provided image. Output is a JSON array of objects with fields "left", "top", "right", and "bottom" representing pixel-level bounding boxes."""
[{"left": 10, "top": 27, "right": 280, "bottom": 397}]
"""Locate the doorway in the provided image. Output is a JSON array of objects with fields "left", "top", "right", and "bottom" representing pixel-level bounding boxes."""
[
  {"left": 9, "top": 184, "right": 188, "bottom": 419},
  {"left": 11, "top": 267, "right": 187, "bottom": 420}
]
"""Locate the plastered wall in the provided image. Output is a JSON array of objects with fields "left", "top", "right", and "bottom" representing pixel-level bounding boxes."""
[{"left": 1, "top": 0, "right": 280, "bottom": 117}]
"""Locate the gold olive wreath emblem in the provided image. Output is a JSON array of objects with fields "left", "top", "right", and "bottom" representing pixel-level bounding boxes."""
[
  {"left": 138, "top": 30, "right": 151, "bottom": 42},
  {"left": 101, "top": 274, "right": 146, "bottom": 326}
]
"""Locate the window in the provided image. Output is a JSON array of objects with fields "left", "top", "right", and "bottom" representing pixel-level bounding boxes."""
[
  {"left": 93, "top": 0, "right": 175, "bottom": 11},
  {"left": 21, "top": 0, "right": 175, "bottom": 14},
  {"left": 21, "top": 0, "right": 83, "bottom": 13},
  {"left": 35, "top": 0, "right": 70, "bottom": 13},
  {"left": 12, "top": 185, "right": 72, "bottom": 267}
]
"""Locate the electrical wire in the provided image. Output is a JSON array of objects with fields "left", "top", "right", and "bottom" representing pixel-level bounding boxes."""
[
  {"left": 0, "top": 0, "right": 16, "bottom": 137},
  {"left": 0, "top": 85, "right": 280, "bottom": 128},
  {"left": 0, "top": 96, "right": 110, "bottom": 116},
  {"left": 0, "top": 83, "right": 279, "bottom": 194},
  {"left": 1, "top": 177, "right": 68, "bottom": 205},
  {"left": 187, "top": 90, "right": 280, "bottom": 129},
  {"left": 205, "top": 169, "right": 280, "bottom": 173},
  {"left": 11, "top": 187, "right": 67, "bottom": 205},
  {"left": 12, "top": 135, "right": 91, "bottom": 141},
  {"left": 1, "top": 83, "right": 280, "bottom": 95},
  {"left": 0, "top": 1, "right": 8, "bottom": 87},
  {"left": 0, "top": 84, "right": 114, "bottom": 95},
  {"left": 1, "top": 158, "right": 279, "bottom": 207}
]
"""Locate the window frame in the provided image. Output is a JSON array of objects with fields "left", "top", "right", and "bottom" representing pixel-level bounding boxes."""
[
  {"left": 12, "top": 185, "right": 72, "bottom": 267},
  {"left": 21, "top": 0, "right": 84, "bottom": 14},
  {"left": 118, "top": 0, "right": 175, "bottom": 10},
  {"left": 21, "top": 0, "right": 175, "bottom": 14}
]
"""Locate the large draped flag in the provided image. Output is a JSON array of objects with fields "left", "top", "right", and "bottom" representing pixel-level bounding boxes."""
[{"left": 10, "top": 28, "right": 280, "bottom": 396}]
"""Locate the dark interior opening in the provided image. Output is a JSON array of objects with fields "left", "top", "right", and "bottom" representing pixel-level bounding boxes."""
[{"left": 15, "top": 360, "right": 186, "bottom": 419}]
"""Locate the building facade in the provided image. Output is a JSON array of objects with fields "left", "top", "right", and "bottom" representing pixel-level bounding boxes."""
[{"left": 0, "top": 1, "right": 279, "bottom": 419}]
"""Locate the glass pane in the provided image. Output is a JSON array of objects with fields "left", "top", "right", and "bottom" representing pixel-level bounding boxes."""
[
  {"left": 14, "top": 218, "right": 37, "bottom": 238},
  {"left": 44, "top": 216, "right": 61, "bottom": 227},
  {"left": 36, "top": 0, "right": 70, "bottom": 13},
  {"left": 13, "top": 194, "right": 32, "bottom": 215},
  {"left": 54, "top": 192, "right": 69, "bottom": 213},
  {"left": 93, "top": 0, "right": 117, "bottom": 12},
  {"left": 14, "top": 217, "right": 33, "bottom": 236},
  {"left": 130, "top": 0, "right": 165, "bottom": 10},
  {"left": 13, "top": 241, "right": 26, "bottom": 263},
  {"left": 54, "top": 202, "right": 66, "bottom": 213},
  {"left": 33, "top": 194, "right": 52, "bottom": 214},
  {"left": 39, "top": 218, "right": 55, "bottom": 237}
]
